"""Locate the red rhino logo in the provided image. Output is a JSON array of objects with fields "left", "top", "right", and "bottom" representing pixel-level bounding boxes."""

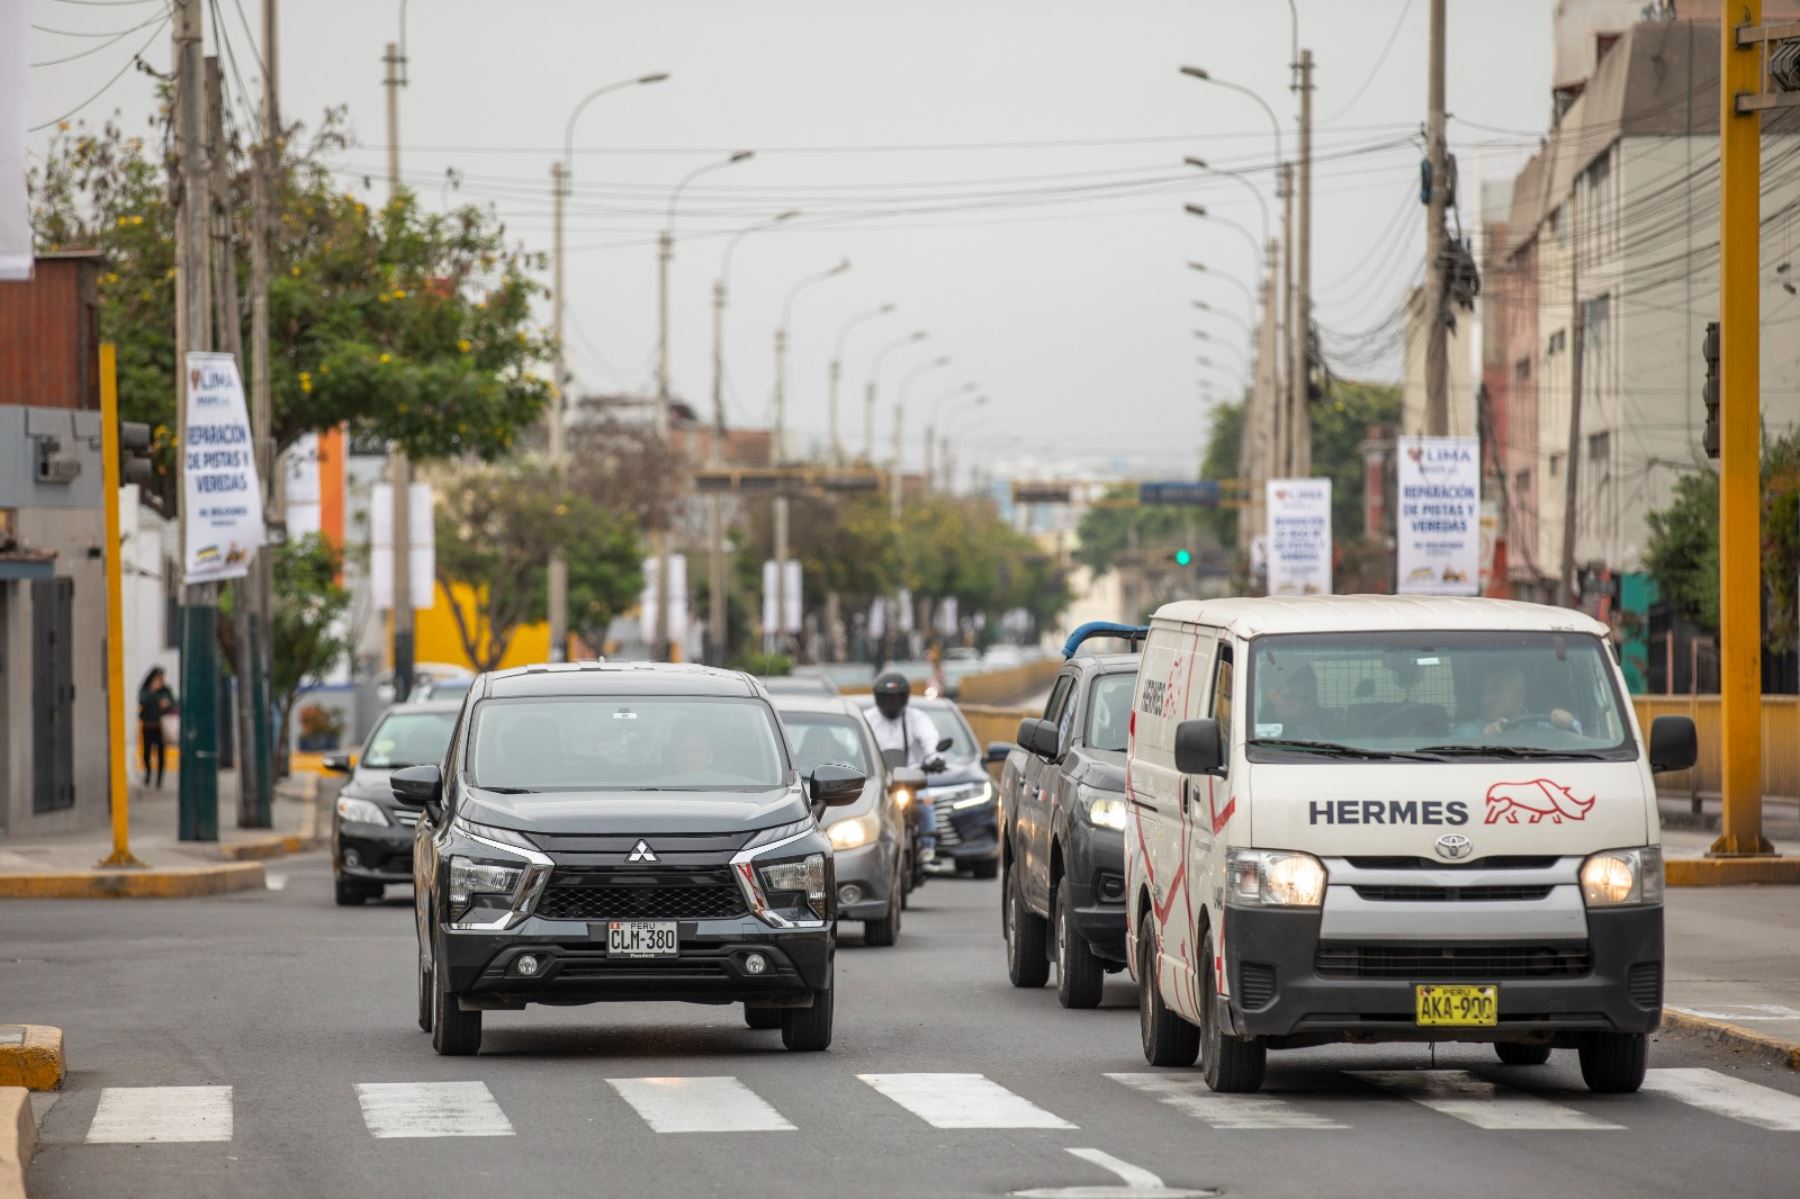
[{"left": 1484, "top": 779, "right": 1596, "bottom": 825}]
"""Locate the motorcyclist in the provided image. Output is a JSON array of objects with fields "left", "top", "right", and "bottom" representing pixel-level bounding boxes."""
[{"left": 863, "top": 671, "right": 945, "bottom": 862}]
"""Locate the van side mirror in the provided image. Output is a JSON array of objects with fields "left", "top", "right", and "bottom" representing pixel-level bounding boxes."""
[
  {"left": 808, "top": 763, "right": 866, "bottom": 807},
  {"left": 1174, "top": 718, "right": 1225, "bottom": 776},
  {"left": 1648, "top": 715, "right": 1697, "bottom": 774},
  {"left": 390, "top": 763, "right": 443, "bottom": 806}
]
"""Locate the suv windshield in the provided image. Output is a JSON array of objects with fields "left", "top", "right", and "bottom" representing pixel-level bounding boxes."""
[
  {"left": 1086, "top": 672, "right": 1137, "bottom": 752},
  {"left": 783, "top": 713, "right": 873, "bottom": 776},
  {"left": 1246, "top": 631, "right": 1634, "bottom": 763},
  {"left": 467, "top": 696, "right": 788, "bottom": 791},
  {"left": 361, "top": 711, "right": 457, "bottom": 770}
]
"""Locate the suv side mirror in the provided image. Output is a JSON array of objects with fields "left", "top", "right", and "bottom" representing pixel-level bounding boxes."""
[
  {"left": 1648, "top": 715, "right": 1698, "bottom": 774},
  {"left": 808, "top": 763, "right": 866, "bottom": 807},
  {"left": 321, "top": 751, "right": 353, "bottom": 774},
  {"left": 390, "top": 763, "right": 443, "bottom": 806},
  {"left": 935, "top": 736, "right": 954, "bottom": 754},
  {"left": 1174, "top": 718, "right": 1225, "bottom": 776}
]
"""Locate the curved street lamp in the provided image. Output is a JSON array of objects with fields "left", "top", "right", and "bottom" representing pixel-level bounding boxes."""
[
  {"left": 829, "top": 303, "right": 897, "bottom": 461},
  {"left": 865, "top": 330, "right": 929, "bottom": 460}
]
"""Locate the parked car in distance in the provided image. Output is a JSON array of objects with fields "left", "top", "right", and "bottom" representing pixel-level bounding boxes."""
[
  {"left": 770, "top": 693, "right": 906, "bottom": 948},
  {"left": 325, "top": 700, "right": 462, "bottom": 906},
  {"left": 911, "top": 697, "right": 1008, "bottom": 879},
  {"left": 1000, "top": 624, "right": 1140, "bottom": 1007},
  {"left": 762, "top": 674, "right": 839, "bottom": 697}
]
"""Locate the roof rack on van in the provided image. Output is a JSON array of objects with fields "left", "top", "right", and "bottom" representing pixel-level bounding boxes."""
[{"left": 1060, "top": 621, "right": 1149, "bottom": 659}]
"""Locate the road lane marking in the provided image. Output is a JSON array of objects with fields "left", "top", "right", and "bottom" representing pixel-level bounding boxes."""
[
  {"left": 264, "top": 872, "right": 288, "bottom": 891},
  {"left": 1011, "top": 1148, "right": 1221, "bottom": 1198},
  {"left": 857, "top": 1073, "right": 1075, "bottom": 1129},
  {"left": 1105, "top": 1072, "right": 1349, "bottom": 1129},
  {"left": 606, "top": 1076, "right": 794, "bottom": 1133},
  {"left": 1642, "top": 1068, "right": 1800, "bottom": 1130},
  {"left": 86, "top": 1086, "right": 233, "bottom": 1143},
  {"left": 354, "top": 1081, "right": 514, "bottom": 1138},
  {"left": 1349, "top": 1070, "right": 1621, "bottom": 1130}
]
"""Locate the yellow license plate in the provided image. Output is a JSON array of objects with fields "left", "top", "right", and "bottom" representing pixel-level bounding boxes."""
[{"left": 1415, "top": 984, "right": 1498, "bottom": 1027}]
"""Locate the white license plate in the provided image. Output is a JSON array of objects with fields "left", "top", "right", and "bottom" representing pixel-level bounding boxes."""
[{"left": 606, "top": 921, "right": 679, "bottom": 958}]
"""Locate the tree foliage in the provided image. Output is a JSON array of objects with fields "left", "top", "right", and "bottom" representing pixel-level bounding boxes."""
[
  {"left": 269, "top": 535, "right": 352, "bottom": 757},
  {"left": 1314, "top": 379, "right": 1402, "bottom": 542}
]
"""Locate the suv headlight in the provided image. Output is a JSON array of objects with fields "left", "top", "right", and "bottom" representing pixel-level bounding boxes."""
[
  {"left": 828, "top": 813, "right": 880, "bottom": 851},
  {"left": 1226, "top": 848, "right": 1326, "bottom": 908},
  {"left": 1087, "top": 795, "right": 1128, "bottom": 831},
  {"left": 336, "top": 796, "right": 389, "bottom": 827},
  {"left": 936, "top": 780, "right": 995, "bottom": 810},
  {"left": 449, "top": 856, "right": 523, "bottom": 907},
  {"left": 1580, "top": 846, "right": 1663, "bottom": 907},
  {"left": 759, "top": 853, "right": 828, "bottom": 919}
]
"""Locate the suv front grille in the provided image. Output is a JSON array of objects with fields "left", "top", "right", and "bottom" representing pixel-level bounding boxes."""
[
  {"left": 1314, "top": 943, "right": 1592, "bottom": 980},
  {"left": 536, "top": 868, "right": 747, "bottom": 922}
]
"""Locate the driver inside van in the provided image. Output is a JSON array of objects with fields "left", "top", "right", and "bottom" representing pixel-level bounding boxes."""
[
  {"left": 1262, "top": 663, "right": 1339, "bottom": 740},
  {"left": 1462, "top": 662, "right": 1578, "bottom": 737}
]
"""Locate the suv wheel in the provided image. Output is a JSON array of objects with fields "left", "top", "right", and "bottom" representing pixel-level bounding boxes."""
[
  {"left": 430, "top": 950, "right": 482, "bottom": 1056},
  {"left": 1578, "top": 1032, "right": 1648, "bottom": 1093},
  {"left": 744, "top": 1005, "right": 783, "bottom": 1030},
  {"left": 334, "top": 874, "right": 374, "bottom": 906},
  {"left": 1197, "top": 932, "right": 1265, "bottom": 1092},
  {"left": 416, "top": 958, "right": 433, "bottom": 1033},
  {"left": 781, "top": 980, "right": 834, "bottom": 1051},
  {"left": 1005, "top": 868, "right": 1050, "bottom": 988},
  {"left": 1054, "top": 884, "right": 1104, "bottom": 1009},
  {"left": 1137, "top": 918, "right": 1199, "bottom": 1067}
]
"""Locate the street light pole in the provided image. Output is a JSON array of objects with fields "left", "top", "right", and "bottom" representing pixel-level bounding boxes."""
[
  {"left": 926, "top": 386, "right": 986, "bottom": 491},
  {"left": 1183, "top": 158, "right": 1270, "bottom": 247},
  {"left": 654, "top": 149, "right": 752, "bottom": 660},
  {"left": 891, "top": 355, "right": 951, "bottom": 520},
  {"left": 865, "top": 330, "right": 928, "bottom": 461},
  {"left": 830, "top": 302, "right": 897, "bottom": 464},
  {"left": 1183, "top": 203, "right": 1262, "bottom": 276}
]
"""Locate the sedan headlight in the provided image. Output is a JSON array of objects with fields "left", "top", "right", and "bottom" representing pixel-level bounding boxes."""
[
  {"left": 760, "top": 853, "right": 828, "bottom": 918},
  {"left": 893, "top": 786, "right": 913, "bottom": 809},
  {"left": 336, "top": 795, "right": 390, "bottom": 827},
  {"left": 1226, "top": 848, "right": 1326, "bottom": 908},
  {"left": 828, "top": 813, "right": 880, "bottom": 851},
  {"left": 448, "top": 856, "right": 523, "bottom": 907},
  {"left": 1087, "top": 796, "right": 1128, "bottom": 831},
  {"left": 1580, "top": 846, "right": 1663, "bottom": 907}
]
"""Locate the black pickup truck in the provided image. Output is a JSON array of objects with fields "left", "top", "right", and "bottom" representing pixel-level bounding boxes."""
[{"left": 998, "top": 624, "right": 1141, "bottom": 1008}]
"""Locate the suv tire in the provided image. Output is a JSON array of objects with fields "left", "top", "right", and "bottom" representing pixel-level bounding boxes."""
[
  {"left": 334, "top": 875, "right": 373, "bottom": 906},
  {"left": 430, "top": 951, "right": 482, "bottom": 1056},
  {"left": 1055, "top": 883, "right": 1104, "bottom": 1009},
  {"left": 1578, "top": 1032, "right": 1647, "bottom": 1093},
  {"left": 971, "top": 858, "right": 999, "bottom": 880},
  {"left": 864, "top": 871, "right": 902, "bottom": 947},
  {"left": 1137, "top": 918, "right": 1199, "bottom": 1067},
  {"left": 1495, "top": 1042, "right": 1553, "bottom": 1066},
  {"left": 744, "top": 1005, "right": 783, "bottom": 1030},
  {"left": 416, "top": 958, "right": 433, "bottom": 1033},
  {"left": 1005, "top": 866, "right": 1050, "bottom": 988},
  {"left": 1198, "top": 932, "right": 1265, "bottom": 1092},
  {"left": 781, "top": 981, "right": 834, "bottom": 1051}
]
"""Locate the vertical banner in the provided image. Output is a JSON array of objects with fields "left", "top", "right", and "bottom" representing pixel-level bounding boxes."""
[
  {"left": 1395, "top": 435, "right": 1480, "bottom": 595},
  {"left": 0, "top": 0, "right": 29, "bottom": 281},
  {"left": 369, "top": 481, "right": 435, "bottom": 609},
  {"left": 761, "top": 560, "right": 802, "bottom": 635},
  {"left": 285, "top": 433, "right": 324, "bottom": 539},
  {"left": 1264, "top": 478, "right": 1332, "bottom": 597},
  {"left": 640, "top": 554, "right": 689, "bottom": 653},
  {"left": 181, "top": 354, "right": 264, "bottom": 584}
]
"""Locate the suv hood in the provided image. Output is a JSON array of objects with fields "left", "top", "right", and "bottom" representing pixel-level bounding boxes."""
[{"left": 460, "top": 784, "right": 811, "bottom": 836}]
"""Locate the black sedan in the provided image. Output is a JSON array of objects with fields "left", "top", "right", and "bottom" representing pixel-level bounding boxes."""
[{"left": 326, "top": 700, "right": 461, "bottom": 905}]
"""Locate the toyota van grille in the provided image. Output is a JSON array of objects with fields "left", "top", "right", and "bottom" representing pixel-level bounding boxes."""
[{"left": 1314, "top": 942, "right": 1592, "bottom": 980}]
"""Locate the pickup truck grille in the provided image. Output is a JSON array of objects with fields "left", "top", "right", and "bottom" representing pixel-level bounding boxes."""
[
  {"left": 1314, "top": 943, "right": 1592, "bottom": 980},
  {"left": 536, "top": 868, "right": 747, "bottom": 922}
]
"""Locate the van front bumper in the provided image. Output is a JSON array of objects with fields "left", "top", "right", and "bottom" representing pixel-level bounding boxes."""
[{"left": 1223, "top": 905, "right": 1663, "bottom": 1046}]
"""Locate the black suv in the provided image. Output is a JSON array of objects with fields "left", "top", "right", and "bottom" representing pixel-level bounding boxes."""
[{"left": 391, "top": 661, "right": 863, "bottom": 1056}]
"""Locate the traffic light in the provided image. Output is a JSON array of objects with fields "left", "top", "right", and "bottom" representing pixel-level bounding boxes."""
[
  {"left": 120, "top": 421, "right": 154, "bottom": 486},
  {"left": 1172, "top": 548, "right": 1193, "bottom": 567},
  {"left": 1702, "top": 321, "right": 1720, "bottom": 460}
]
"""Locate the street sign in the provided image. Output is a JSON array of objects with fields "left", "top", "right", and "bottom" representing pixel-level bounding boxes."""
[
  {"left": 1138, "top": 480, "right": 1221, "bottom": 507},
  {"left": 1012, "top": 482, "right": 1073, "bottom": 504}
]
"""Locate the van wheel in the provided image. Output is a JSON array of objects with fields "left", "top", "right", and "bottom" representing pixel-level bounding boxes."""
[
  {"left": 781, "top": 981, "right": 834, "bottom": 1051},
  {"left": 1005, "top": 869, "right": 1050, "bottom": 988},
  {"left": 1198, "top": 932, "right": 1265, "bottom": 1092},
  {"left": 1495, "top": 1042, "right": 1553, "bottom": 1066},
  {"left": 1137, "top": 918, "right": 1199, "bottom": 1067},
  {"left": 430, "top": 952, "right": 481, "bottom": 1056},
  {"left": 1578, "top": 1032, "right": 1647, "bottom": 1093},
  {"left": 1055, "top": 884, "right": 1104, "bottom": 1009},
  {"left": 744, "top": 1005, "right": 783, "bottom": 1030}
]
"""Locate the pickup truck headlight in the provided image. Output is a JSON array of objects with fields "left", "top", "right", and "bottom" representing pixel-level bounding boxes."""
[
  {"left": 1226, "top": 848, "right": 1326, "bottom": 908},
  {"left": 1580, "top": 846, "right": 1663, "bottom": 907},
  {"left": 759, "top": 853, "right": 828, "bottom": 919},
  {"left": 828, "top": 813, "right": 879, "bottom": 851},
  {"left": 1087, "top": 796, "right": 1128, "bottom": 831},
  {"left": 336, "top": 796, "right": 390, "bottom": 827},
  {"left": 449, "top": 856, "right": 523, "bottom": 907}
]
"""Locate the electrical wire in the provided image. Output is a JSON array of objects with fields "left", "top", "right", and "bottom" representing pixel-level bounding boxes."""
[
  {"left": 28, "top": 19, "right": 166, "bottom": 131},
  {"left": 1318, "top": 0, "right": 1417, "bottom": 127}
]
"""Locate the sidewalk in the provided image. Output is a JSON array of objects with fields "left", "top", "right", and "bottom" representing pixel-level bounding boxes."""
[
  {"left": 0, "top": 770, "right": 332, "bottom": 897},
  {"left": 1659, "top": 790, "right": 1800, "bottom": 841},
  {"left": 1665, "top": 879, "right": 1800, "bottom": 1068}
]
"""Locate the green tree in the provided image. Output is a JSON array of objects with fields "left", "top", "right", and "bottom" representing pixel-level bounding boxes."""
[
  {"left": 1072, "top": 487, "right": 1193, "bottom": 575},
  {"left": 269, "top": 535, "right": 352, "bottom": 767},
  {"left": 1197, "top": 400, "right": 1245, "bottom": 546},
  {"left": 1313, "top": 379, "right": 1402, "bottom": 541}
]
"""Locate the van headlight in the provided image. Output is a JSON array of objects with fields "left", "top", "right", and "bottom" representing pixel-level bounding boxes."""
[
  {"left": 1226, "top": 848, "right": 1326, "bottom": 908},
  {"left": 449, "top": 856, "right": 523, "bottom": 907},
  {"left": 1087, "top": 796, "right": 1128, "bottom": 831},
  {"left": 1580, "top": 846, "right": 1663, "bottom": 907},
  {"left": 828, "top": 813, "right": 880, "bottom": 851},
  {"left": 336, "top": 796, "right": 389, "bottom": 827}
]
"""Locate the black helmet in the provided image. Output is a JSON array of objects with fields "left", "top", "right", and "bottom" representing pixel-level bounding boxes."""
[{"left": 873, "top": 671, "right": 910, "bottom": 719}]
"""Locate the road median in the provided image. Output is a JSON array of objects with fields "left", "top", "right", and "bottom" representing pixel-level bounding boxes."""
[
  {"left": 0, "top": 862, "right": 265, "bottom": 899},
  {"left": 1662, "top": 1007, "right": 1800, "bottom": 1072},
  {"left": 0, "top": 1027, "right": 62, "bottom": 1093},
  {"left": 1664, "top": 856, "right": 1800, "bottom": 887}
]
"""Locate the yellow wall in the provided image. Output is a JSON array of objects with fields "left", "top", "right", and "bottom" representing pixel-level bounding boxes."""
[
  {"left": 412, "top": 580, "right": 553, "bottom": 672},
  {"left": 1634, "top": 695, "right": 1800, "bottom": 799}
]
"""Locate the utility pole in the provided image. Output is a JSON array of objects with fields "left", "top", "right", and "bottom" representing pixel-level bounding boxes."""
[
  {"left": 653, "top": 226, "right": 674, "bottom": 659},
  {"left": 1558, "top": 236, "right": 1583, "bottom": 609},
  {"left": 548, "top": 159, "right": 568, "bottom": 661},
  {"left": 383, "top": 41, "right": 415, "bottom": 695},
  {"left": 244, "top": 0, "right": 278, "bottom": 823},
  {"left": 1280, "top": 163, "right": 1295, "bottom": 474},
  {"left": 773, "top": 324, "right": 791, "bottom": 655},
  {"left": 173, "top": 0, "right": 219, "bottom": 842},
  {"left": 1424, "top": 0, "right": 1450, "bottom": 436},
  {"left": 708, "top": 277, "right": 727, "bottom": 664},
  {"left": 1292, "top": 48, "right": 1314, "bottom": 475}
]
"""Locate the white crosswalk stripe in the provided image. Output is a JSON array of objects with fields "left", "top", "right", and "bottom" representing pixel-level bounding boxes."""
[
  {"left": 858, "top": 1072, "right": 1075, "bottom": 1129},
  {"left": 1349, "top": 1070, "right": 1622, "bottom": 1131},
  {"left": 1106, "top": 1072, "right": 1349, "bottom": 1130},
  {"left": 354, "top": 1081, "right": 514, "bottom": 1139},
  {"left": 607, "top": 1076, "right": 795, "bottom": 1133},
  {"left": 1641, "top": 1068, "right": 1800, "bottom": 1131},
  {"left": 86, "top": 1086, "right": 233, "bottom": 1144}
]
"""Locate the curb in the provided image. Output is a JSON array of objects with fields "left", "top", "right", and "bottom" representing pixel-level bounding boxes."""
[
  {"left": 0, "top": 862, "right": 265, "bottom": 899},
  {"left": 218, "top": 834, "right": 317, "bottom": 862},
  {"left": 1665, "top": 856, "right": 1800, "bottom": 887},
  {"left": 1662, "top": 1008, "right": 1800, "bottom": 1072},
  {"left": 1, "top": 1086, "right": 32, "bottom": 1199},
  {"left": 0, "top": 1028, "right": 62, "bottom": 1093}
]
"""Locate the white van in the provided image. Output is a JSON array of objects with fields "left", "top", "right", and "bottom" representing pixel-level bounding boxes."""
[{"left": 1123, "top": 595, "right": 1696, "bottom": 1094}]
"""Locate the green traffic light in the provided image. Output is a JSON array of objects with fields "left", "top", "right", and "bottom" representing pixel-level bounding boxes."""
[{"left": 1174, "top": 549, "right": 1192, "bottom": 567}]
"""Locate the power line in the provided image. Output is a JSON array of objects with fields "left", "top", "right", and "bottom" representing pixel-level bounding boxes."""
[
  {"left": 28, "top": 20, "right": 166, "bottom": 132},
  {"left": 1319, "top": 0, "right": 1417, "bottom": 126}
]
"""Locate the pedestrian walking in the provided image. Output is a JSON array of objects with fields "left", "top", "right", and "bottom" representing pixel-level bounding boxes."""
[{"left": 137, "top": 666, "right": 176, "bottom": 788}]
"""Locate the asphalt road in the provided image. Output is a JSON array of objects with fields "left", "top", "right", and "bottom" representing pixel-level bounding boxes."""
[{"left": 14, "top": 854, "right": 1800, "bottom": 1199}]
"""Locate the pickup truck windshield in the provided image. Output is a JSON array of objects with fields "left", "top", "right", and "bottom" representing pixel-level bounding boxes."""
[
  {"left": 1246, "top": 631, "right": 1635, "bottom": 763},
  {"left": 1086, "top": 673, "right": 1136, "bottom": 752},
  {"left": 467, "top": 696, "right": 788, "bottom": 791}
]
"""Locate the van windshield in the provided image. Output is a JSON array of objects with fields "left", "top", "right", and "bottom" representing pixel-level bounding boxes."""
[{"left": 1245, "top": 631, "right": 1635, "bottom": 763}]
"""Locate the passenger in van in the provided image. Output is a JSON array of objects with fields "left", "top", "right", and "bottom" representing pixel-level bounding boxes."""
[
  {"left": 1460, "top": 662, "right": 1578, "bottom": 738},
  {"left": 1262, "top": 663, "right": 1341, "bottom": 740}
]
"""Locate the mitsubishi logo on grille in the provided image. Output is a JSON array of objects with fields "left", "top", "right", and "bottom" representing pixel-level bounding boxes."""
[{"left": 626, "top": 840, "right": 659, "bottom": 863}]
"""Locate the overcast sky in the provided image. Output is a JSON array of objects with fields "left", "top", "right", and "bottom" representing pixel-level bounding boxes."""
[{"left": 26, "top": 0, "right": 1556, "bottom": 481}]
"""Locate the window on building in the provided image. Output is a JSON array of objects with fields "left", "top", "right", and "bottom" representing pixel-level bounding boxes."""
[
  {"left": 1546, "top": 329, "right": 1566, "bottom": 357},
  {"left": 1588, "top": 430, "right": 1611, "bottom": 463},
  {"left": 1515, "top": 356, "right": 1531, "bottom": 382},
  {"left": 1549, "top": 454, "right": 1563, "bottom": 479},
  {"left": 1515, "top": 469, "right": 1531, "bottom": 496}
]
